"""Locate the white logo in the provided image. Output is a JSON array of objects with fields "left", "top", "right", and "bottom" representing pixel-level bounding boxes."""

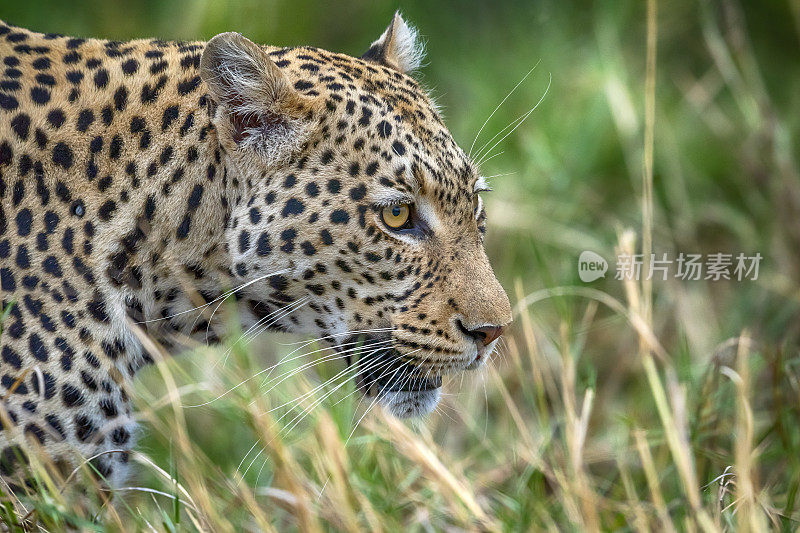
[{"left": 578, "top": 251, "right": 608, "bottom": 282}]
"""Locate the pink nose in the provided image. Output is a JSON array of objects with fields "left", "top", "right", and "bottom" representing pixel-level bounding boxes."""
[{"left": 468, "top": 325, "right": 504, "bottom": 347}]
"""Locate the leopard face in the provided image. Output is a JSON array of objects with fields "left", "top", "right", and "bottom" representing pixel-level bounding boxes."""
[{"left": 201, "top": 15, "right": 512, "bottom": 417}]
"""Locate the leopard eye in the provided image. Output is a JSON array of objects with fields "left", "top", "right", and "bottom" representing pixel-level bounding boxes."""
[{"left": 381, "top": 203, "right": 412, "bottom": 229}]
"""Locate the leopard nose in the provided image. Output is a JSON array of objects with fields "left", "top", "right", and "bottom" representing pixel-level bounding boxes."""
[{"left": 458, "top": 321, "right": 505, "bottom": 347}]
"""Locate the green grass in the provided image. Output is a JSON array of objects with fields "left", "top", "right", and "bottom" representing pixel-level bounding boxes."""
[{"left": 2, "top": 0, "right": 800, "bottom": 530}]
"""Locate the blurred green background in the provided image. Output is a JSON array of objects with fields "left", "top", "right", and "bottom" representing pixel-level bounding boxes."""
[{"left": 2, "top": 0, "right": 800, "bottom": 530}]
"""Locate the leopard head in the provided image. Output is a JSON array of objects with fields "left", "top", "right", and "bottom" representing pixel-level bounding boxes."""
[{"left": 199, "top": 13, "right": 512, "bottom": 417}]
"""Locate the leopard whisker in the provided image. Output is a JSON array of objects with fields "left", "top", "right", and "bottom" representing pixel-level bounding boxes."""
[
  {"left": 256, "top": 336, "right": 393, "bottom": 389},
  {"left": 134, "top": 269, "right": 288, "bottom": 325},
  {"left": 203, "top": 282, "right": 298, "bottom": 345},
  {"left": 275, "top": 327, "right": 395, "bottom": 347},
  {"left": 316, "top": 350, "right": 420, "bottom": 503},
  {"left": 481, "top": 170, "right": 517, "bottom": 180},
  {"left": 475, "top": 72, "right": 551, "bottom": 165},
  {"left": 473, "top": 112, "right": 527, "bottom": 164},
  {"left": 183, "top": 311, "right": 377, "bottom": 409},
  {"left": 236, "top": 439, "right": 262, "bottom": 477},
  {"left": 468, "top": 62, "right": 540, "bottom": 158},
  {"left": 277, "top": 348, "right": 400, "bottom": 426},
  {"left": 193, "top": 277, "right": 276, "bottom": 340},
  {"left": 214, "top": 297, "right": 309, "bottom": 368},
  {"left": 255, "top": 337, "right": 393, "bottom": 392},
  {"left": 343, "top": 348, "right": 424, "bottom": 440},
  {"left": 216, "top": 336, "right": 391, "bottom": 409},
  {"left": 236, "top": 344, "right": 392, "bottom": 478},
  {"left": 272, "top": 353, "right": 393, "bottom": 438},
  {"left": 254, "top": 340, "right": 395, "bottom": 407},
  {"left": 343, "top": 351, "right": 424, "bottom": 445},
  {"left": 476, "top": 150, "right": 505, "bottom": 167},
  {"left": 241, "top": 297, "right": 309, "bottom": 344},
  {"left": 214, "top": 296, "right": 306, "bottom": 362},
  {"left": 244, "top": 353, "right": 397, "bottom": 480}
]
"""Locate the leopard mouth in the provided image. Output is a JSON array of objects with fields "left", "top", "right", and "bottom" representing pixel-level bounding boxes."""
[
  {"left": 355, "top": 350, "right": 442, "bottom": 396},
  {"left": 337, "top": 334, "right": 442, "bottom": 398}
]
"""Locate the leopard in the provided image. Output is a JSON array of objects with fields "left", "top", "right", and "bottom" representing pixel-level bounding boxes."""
[{"left": 0, "top": 12, "right": 512, "bottom": 488}]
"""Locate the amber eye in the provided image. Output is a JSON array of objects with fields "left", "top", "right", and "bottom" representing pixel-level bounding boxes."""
[{"left": 381, "top": 203, "right": 412, "bottom": 229}]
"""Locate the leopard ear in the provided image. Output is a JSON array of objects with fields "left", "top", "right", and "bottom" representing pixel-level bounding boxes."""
[
  {"left": 361, "top": 12, "right": 424, "bottom": 74},
  {"left": 201, "top": 32, "right": 316, "bottom": 162}
]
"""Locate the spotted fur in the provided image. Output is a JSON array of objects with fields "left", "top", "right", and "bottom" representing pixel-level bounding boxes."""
[{"left": 0, "top": 13, "right": 511, "bottom": 486}]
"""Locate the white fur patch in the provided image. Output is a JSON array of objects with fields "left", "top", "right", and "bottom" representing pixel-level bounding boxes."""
[
  {"left": 370, "top": 13, "right": 426, "bottom": 74},
  {"left": 390, "top": 14, "right": 425, "bottom": 73},
  {"left": 381, "top": 388, "right": 441, "bottom": 418},
  {"left": 474, "top": 176, "right": 491, "bottom": 193}
]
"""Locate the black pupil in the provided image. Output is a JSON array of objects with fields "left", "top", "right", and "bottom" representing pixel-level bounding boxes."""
[{"left": 392, "top": 206, "right": 401, "bottom": 217}]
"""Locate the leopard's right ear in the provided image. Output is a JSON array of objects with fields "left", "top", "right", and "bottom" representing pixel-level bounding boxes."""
[{"left": 200, "top": 32, "right": 318, "bottom": 163}]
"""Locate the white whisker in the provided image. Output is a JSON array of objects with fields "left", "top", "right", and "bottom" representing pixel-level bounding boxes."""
[
  {"left": 477, "top": 150, "right": 505, "bottom": 167},
  {"left": 216, "top": 297, "right": 310, "bottom": 368},
  {"left": 244, "top": 353, "right": 397, "bottom": 480},
  {"left": 468, "top": 62, "right": 540, "bottom": 158},
  {"left": 476, "top": 72, "right": 552, "bottom": 166},
  {"left": 135, "top": 270, "right": 288, "bottom": 325},
  {"left": 275, "top": 327, "right": 395, "bottom": 347},
  {"left": 255, "top": 340, "right": 395, "bottom": 408}
]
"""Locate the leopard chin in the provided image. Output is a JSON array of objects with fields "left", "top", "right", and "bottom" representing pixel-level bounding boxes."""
[
  {"left": 380, "top": 388, "right": 442, "bottom": 418},
  {"left": 336, "top": 335, "right": 443, "bottom": 418}
]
